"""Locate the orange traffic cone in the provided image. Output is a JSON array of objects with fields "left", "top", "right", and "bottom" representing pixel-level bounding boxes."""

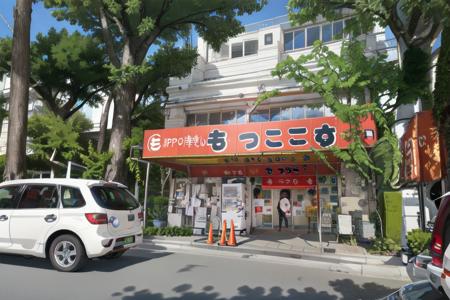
[
  {"left": 219, "top": 220, "right": 227, "bottom": 246},
  {"left": 207, "top": 223, "right": 214, "bottom": 245},
  {"left": 227, "top": 219, "right": 237, "bottom": 247}
]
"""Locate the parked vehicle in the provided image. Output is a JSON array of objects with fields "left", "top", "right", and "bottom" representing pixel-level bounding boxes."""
[
  {"left": 0, "top": 179, "right": 143, "bottom": 272},
  {"left": 406, "top": 252, "right": 432, "bottom": 282},
  {"left": 428, "top": 193, "right": 450, "bottom": 291},
  {"left": 379, "top": 280, "right": 446, "bottom": 300},
  {"left": 440, "top": 243, "right": 450, "bottom": 297}
]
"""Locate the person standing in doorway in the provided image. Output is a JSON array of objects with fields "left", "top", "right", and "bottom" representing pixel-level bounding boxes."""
[{"left": 277, "top": 189, "right": 290, "bottom": 231}]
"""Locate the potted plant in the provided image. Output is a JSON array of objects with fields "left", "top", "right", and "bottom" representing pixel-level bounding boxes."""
[{"left": 151, "top": 205, "right": 168, "bottom": 228}]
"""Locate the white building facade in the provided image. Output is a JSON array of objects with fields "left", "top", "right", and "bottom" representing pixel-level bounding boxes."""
[{"left": 143, "top": 15, "right": 392, "bottom": 236}]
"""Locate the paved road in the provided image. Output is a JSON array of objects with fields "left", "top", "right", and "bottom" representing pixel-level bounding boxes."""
[{"left": 0, "top": 246, "right": 408, "bottom": 300}]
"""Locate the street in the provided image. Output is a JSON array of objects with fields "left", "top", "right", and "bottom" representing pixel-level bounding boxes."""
[{"left": 0, "top": 246, "right": 407, "bottom": 300}]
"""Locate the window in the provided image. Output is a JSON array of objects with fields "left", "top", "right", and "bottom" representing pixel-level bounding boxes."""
[
  {"left": 294, "top": 29, "right": 305, "bottom": 49},
  {"left": 250, "top": 109, "right": 269, "bottom": 122},
  {"left": 333, "top": 20, "right": 344, "bottom": 40},
  {"left": 221, "top": 111, "right": 236, "bottom": 124},
  {"left": 280, "top": 107, "right": 292, "bottom": 120},
  {"left": 305, "top": 105, "right": 324, "bottom": 118},
  {"left": 186, "top": 114, "right": 196, "bottom": 127},
  {"left": 90, "top": 186, "right": 139, "bottom": 211},
  {"left": 284, "top": 32, "right": 293, "bottom": 51},
  {"left": 61, "top": 186, "right": 86, "bottom": 208},
  {"left": 195, "top": 113, "right": 207, "bottom": 126},
  {"left": 18, "top": 185, "right": 58, "bottom": 209},
  {"left": 270, "top": 107, "right": 281, "bottom": 121},
  {"left": 307, "top": 26, "right": 320, "bottom": 47},
  {"left": 0, "top": 186, "right": 21, "bottom": 209},
  {"left": 236, "top": 110, "right": 246, "bottom": 123},
  {"left": 264, "top": 33, "right": 273, "bottom": 45},
  {"left": 231, "top": 42, "right": 243, "bottom": 58},
  {"left": 219, "top": 43, "right": 229, "bottom": 59},
  {"left": 209, "top": 112, "right": 221, "bottom": 125},
  {"left": 292, "top": 106, "right": 305, "bottom": 119},
  {"left": 244, "top": 40, "right": 258, "bottom": 56},
  {"left": 322, "top": 24, "right": 332, "bottom": 43}
]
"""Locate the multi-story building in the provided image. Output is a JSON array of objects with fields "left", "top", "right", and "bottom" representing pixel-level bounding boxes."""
[{"left": 143, "top": 15, "right": 392, "bottom": 237}]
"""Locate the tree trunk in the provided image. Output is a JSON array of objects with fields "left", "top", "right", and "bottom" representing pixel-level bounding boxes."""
[
  {"left": 4, "top": 0, "right": 31, "bottom": 181},
  {"left": 97, "top": 93, "right": 113, "bottom": 152},
  {"left": 104, "top": 83, "right": 135, "bottom": 184},
  {"left": 433, "top": 25, "right": 450, "bottom": 192}
]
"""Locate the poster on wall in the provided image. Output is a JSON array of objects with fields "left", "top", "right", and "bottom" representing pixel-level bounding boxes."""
[
  {"left": 194, "top": 207, "right": 207, "bottom": 229},
  {"left": 263, "top": 206, "right": 272, "bottom": 215},
  {"left": 254, "top": 199, "right": 264, "bottom": 215},
  {"left": 322, "top": 213, "right": 332, "bottom": 228}
]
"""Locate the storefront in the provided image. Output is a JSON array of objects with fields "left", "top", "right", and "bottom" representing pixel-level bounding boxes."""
[{"left": 143, "top": 116, "right": 377, "bottom": 235}]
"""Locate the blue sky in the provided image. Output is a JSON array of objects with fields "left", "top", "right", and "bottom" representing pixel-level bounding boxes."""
[{"left": 0, "top": 0, "right": 289, "bottom": 39}]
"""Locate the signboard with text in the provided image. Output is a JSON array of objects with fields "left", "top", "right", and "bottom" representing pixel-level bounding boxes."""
[
  {"left": 143, "top": 117, "right": 377, "bottom": 158},
  {"left": 261, "top": 176, "right": 316, "bottom": 189}
]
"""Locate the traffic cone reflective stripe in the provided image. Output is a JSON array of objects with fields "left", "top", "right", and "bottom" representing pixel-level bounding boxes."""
[
  {"left": 227, "top": 219, "right": 237, "bottom": 247},
  {"left": 219, "top": 220, "right": 227, "bottom": 246},
  {"left": 207, "top": 223, "right": 214, "bottom": 245}
]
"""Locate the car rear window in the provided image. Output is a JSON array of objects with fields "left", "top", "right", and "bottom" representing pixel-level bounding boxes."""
[{"left": 90, "top": 186, "right": 139, "bottom": 210}]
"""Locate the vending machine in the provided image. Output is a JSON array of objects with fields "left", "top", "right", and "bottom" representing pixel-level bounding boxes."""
[{"left": 221, "top": 183, "right": 246, "bottom": 233}]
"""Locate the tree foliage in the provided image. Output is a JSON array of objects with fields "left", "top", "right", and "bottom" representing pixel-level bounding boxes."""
[
  {"left": 0, "top": 28, "right": 109, "bottom": 120},
  {"left": 28, "top": 110, "right": 93, "bottom": 161},
  {"left": 272, "top": 40, "right": 402, "bottom": 185},
  {"left": 44, "top": 0, "right": 267, "bottom": 183},
  {"left": 80, "top": 141, "right": 112, "bottom": 180}
]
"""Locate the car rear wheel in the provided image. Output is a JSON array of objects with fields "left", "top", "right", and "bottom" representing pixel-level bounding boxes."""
[{"left": 49, "top": 234, "right": 87, "bottom": 272}]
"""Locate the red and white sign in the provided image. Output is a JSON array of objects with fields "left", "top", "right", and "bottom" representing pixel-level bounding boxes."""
[
  {"left": 143, "top": 117, "right": 377, "bottom": 158},
  {"left": 261, "top": 176, "right": 316, "bottom": 189}
]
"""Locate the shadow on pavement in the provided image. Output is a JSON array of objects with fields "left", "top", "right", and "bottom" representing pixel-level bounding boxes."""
[
  {"left": 0, "top": 249, "right": 171, "bottom": 272},
  {"left": 111, "top": 279, "right": 398, "bottom": 300}
]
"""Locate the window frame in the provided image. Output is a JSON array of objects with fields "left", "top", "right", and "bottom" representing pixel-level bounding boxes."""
[
  {"left": 60, "top": 185, "right": 86, "bottom": 209},
  {"left": 264, "top": 33, "right": 273, "bottom": 45},
  {"left": 244, "top": 39, "right": 258, "bottom": 56},
  {"left": 0, "top": 185, "right": 23, "bottom": 210},
  {"left": 231, "top": 42, "right": 244, "bottom": 58},
  {"left": 17, "top": 184, "right": 60, "bottom": 210},
  {"left": 284, "top": 18, "right": 348, "bottom": 52}
]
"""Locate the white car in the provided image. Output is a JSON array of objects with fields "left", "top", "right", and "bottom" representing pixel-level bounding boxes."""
[
  {"left": 440, "top": 244, "right": 450, "bottom": 297},
  {"left": 0, "top": 178, "right": 143, "bottom": 272}
]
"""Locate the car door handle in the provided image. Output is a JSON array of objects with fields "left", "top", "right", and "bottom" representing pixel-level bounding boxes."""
[
  {"left": 44, "top": 214, "right": 57, "bottom": 223},
  {"left": 0, "top": 215, "right": 8, "bottom": 221}
]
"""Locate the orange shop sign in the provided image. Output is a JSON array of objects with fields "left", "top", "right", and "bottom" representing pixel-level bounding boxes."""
[
  {"left": 143, "top": 116, "right": 377, "bottom": 158},
  {"left": 401, "top": 111, "right": 446, "bottom": 183}
]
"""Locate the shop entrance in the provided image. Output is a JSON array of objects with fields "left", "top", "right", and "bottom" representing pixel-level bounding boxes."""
[{"left": 272, "top": 189, "right": 315, "bottom": 231}]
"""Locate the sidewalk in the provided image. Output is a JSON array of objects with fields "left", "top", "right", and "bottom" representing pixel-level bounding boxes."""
[{"left": 144, "top": 230, "right": 404, "bottom": 268}]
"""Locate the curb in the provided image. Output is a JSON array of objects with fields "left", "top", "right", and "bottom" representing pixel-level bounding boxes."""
[
  {"left": 140, "top": 238, "right": 409, "bottom": 281},
  {"left": 142, "top": 237, "right": 400, "bottom": 267}
]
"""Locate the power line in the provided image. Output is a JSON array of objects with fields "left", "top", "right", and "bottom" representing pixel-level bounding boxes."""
[{"left": 0, "top": 13, "right": 13, "bottom": 33}]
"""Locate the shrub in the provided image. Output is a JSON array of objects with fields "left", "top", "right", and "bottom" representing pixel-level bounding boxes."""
[
  {"left": 407, "top": 229, "right": 432, "bottom": 255},
  {"left": 144, "top": 226, "right": 193, "bottom": 237},
  {"left": 369, "top": 238, "right": 401, "bottom": 255}
]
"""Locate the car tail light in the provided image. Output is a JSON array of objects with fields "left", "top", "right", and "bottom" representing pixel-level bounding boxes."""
[
  {"left": 138, "top": 211, "right": 144, "bottom": 221},
  {"left": 430, "top": 234, "right": 444, "bottom": 268},
  {"left": 85, "top": 213, "right": 108, "bottom": 225}
]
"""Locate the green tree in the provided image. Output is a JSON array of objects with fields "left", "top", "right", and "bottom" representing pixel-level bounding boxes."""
[
  {"left": 28, "top": 110, "right": 93, "bottom": 162},
  {"left": 433, "top": 25, "right": 450, "bottom": 190},
  {"left": 0, "top": 28, "right": 110, "bottom": 120},
  {"left": 44, "top": 0, "right": 267, "bottom": 184},
  {"left": 272, "top": 40, "right": 402, "bottom": 185},
  {"left": 278, "top": 0, "right": 450, "bottom": 186},
  {"left": 80, "top": 141, "right": 112, "bottom": 180}
]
